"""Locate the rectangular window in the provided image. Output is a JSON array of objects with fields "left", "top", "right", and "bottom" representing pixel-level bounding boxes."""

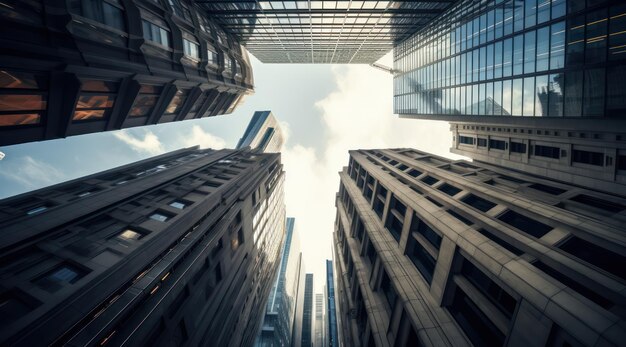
[
  {"left": 165, "top": 89, "right": 189, "bottom": 115},
  {"left": 0, "top": 70, "right": 47, "bottom": 126},
  {"left": 421, "top": 176, "right": 439, "bottom": 185},
  {"left": 150, "top": 212, "right": 172, "bottom": 222},
  {"left": 512, "top": 78, "right": 523, "bottom": 115},
  {"left": 33, "top": 263, "right": 89, "bottom": 293},
  {"left": 438, "top": 183, "right": 461, "bottom": 196},
  {"left": 73, "top": 80, "right": 118, "bottom": 121},
  {"left": 448, "top": 287, "right": 505, "bottom": 347},
  {"left": 406, "top": 235, "right": 436, "bottom": 284},
  {"left": 510, "top": 142, "right": 526, "bottom": 153},
  {"left": 534, "top": 144, "right": 560, "bottom": 159},
  {"left": 498, "top": 210, "right": 552, "bottom": 238},
  {"left": 459, "top": 136, "right": 475, "bottom": 145},
  {"left": 559, "top": 237, "right": 626, "bottom": 281},
  {"left": 129, "top": 84, "right": 162, "bottom": 117},
  {"left": 523, "top": 77, "right": 535, "bottom": 116},
  {"left": 513, "top": 34, "right": 524, "bottom": 75},
  {"left": 411, "top": 214, "right": 442, "bottom": 249},
  {"left": 169, "top": 201, "right": 187, "bottom": 209},
  {"left": 116, "top": 229, "right": 143, "bottom": 241},
  {"left": 477, "top": 138, "right": 487, "bottom": 147},
  {"left": 607, "top": 65, "right": 626, "bottom": 116},
  {"left": 572, "top": 149, "right": 604, "bottom": 166},
  {"left": 385, "top": 196, "right": 406, "bottom": 242},
  {"left": 586, "top": 9, "right": 608, "bottom": 64},
  {"left": 536, "top": 27, "right": 550, "bottom": 72},
  {"left": 142, "top": 20, "right": 170, "bottom": 47},
  {"left": 380, "top": 271, "right": 397, "bottom": 310},
  {"left": 462, "top": 194, "right": 496, "bottom": 212},
  {"left": 550, "top": 22, "right": 566, "bottom": 69},
  {"left": 461, "top": 259, "right": 518, "bottom": 318},
  {"left": 570, "top": 194, "right": 624, "bottom": 213},
  {"left": 583, "top": 68, "right": 605, "bottom": 116},
  {"left": 489, "top": 139, "right": 506, "bottom": 150},
  {"left": 528, "top": 183, "right": 566, "bottom": 195},
  {"left": 207, "top": 49, "right": 219, "bottom": 66},
  {"left": 183, "top": 38, "right": 199, "bottom": 60},
  {"left": 566, "top": 15, "right": 585, "bottom": 66},
  {"left": 524, "top": 31, "right": 536, "bottom": 74}
]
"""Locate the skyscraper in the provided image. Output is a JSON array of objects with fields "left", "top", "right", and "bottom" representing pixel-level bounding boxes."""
[
  {"left": 325, "top": 260, "right": 339, "bottom": 347},
  {"left": 255, "top": 217, "right": 306, "bottom": 347},
  {"left": 333, "top": 148, "right": 625, "bottom": 346},
  {"left": 0, "top": 146, "right": 286, "bottom": 346},
  {"left": 314, "top": 293, "right": 325, "bottom": 347},
  {"left": 0, "top": 0, "right": 253, "bottom": 146},
  {"left": 449, "top": 122, "right": 626, "bottom": 193},
  {"left": 302, "top": 273, "right": 314, "bottom": 347},
  {"left": 197, "top": 1, "right": 457, "bottom": 64},
  {"left": 237, "top": 111, "right": 285, "bottom": 153},
  {"left": 393, "top": 0, "right": 626, "bottom": 127}
]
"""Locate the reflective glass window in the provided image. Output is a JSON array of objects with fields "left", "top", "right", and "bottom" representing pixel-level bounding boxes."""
[
  {"left": 564, "top": 71, "right": 583, "bottom": 116},
  {"left": 550, "top": 22, "right": 566, "bottom": 69},
  {"left": 493, "top": 81, "right": 503, "bottom": 115},
  {"left": 524, "top": 31, "right": 536, "bottom": 73},
  {"left": 552, "top": 0, "right": 566, "bottom": 19},
  {"left": 536, "top": 27, "right": 550, "bottom": 72},
  {"left": 523, "top": 77, "right": 535, "bottom": 116},
  {"left": 165, "top": 89, "right": 189, "bottom": 115},
  {"left": 495, "top": 5, "right": 504, "bottom": 39},
  {"left": 608, "top": 4, "right": 626, "bottom": 61},
  {"left": 583, "top": 68, "right": 605, "bottom": 116},
  {"left": 503, "top": 38, "right": 513, "bottom": 77},
  {"left": 504, "top": 0, "right": 514, "bottom": 35},
  {"left": 512, "top": 78, "right": 523, "bottom": 115},
  {"left": 73, "top": 80, "right": 118, "bottom": 121},
  {"left": 548, "top": 73, "right": 564, "bottom": 117},
  {"left": 502, "top": 79, "right": 512, "bottom": 115},
  {"left": 538, "top": 0, "right": 550, "bottom": 23},
  {"left": 183, "top": 38, "right": 199, "bottom": 60},
  {"left": 525, "top": 0, "right": 537, "bottom": 28},
  {"left": 513, "top": 34, "right": 524, "bottom": 75},
  {"left": 69, "top": 0, "right": 125, "bottom": 31},
  {"left": 607, "top": 66, "right": 626, "bottom": 116},
  {"left": 142, "top": 20, "right": 170, "bottom": 48},
  {"left": 535, "top": 74, "right": 549, "bottom": 116},
  {"left": 566, "top": 15, "right": 585, "bottom": 66},
  {"left": 129, "top": 85, "right": 162, "bottom": 117},
  {"left": 585, "top": 9, "right": 608, "bottom": 64},
  {"left": 514, "top": 0, "right": 524, "bottom": 32}
]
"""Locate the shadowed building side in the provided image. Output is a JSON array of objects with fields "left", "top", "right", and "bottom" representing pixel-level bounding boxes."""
[{"left": 0, "top": 0, "right": 254, "bottom": 146}]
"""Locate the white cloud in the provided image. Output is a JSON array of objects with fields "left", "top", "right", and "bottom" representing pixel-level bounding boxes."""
[
  {"left": 0, "top": 156, "right": 66, "bottom": 189},
  {"left": 182, "top": 125, "right": 226, "bottom": 149},
  {"left": 113, "top": 130, "right": 164, "bottom": 155},
  {"left": 282, "top": 65, "right": 466, "bottom": 290}
]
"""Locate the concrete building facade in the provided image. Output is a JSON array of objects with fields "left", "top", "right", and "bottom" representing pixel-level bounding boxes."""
[
  {"left": 450, "top": 121, "right": 626, "bottom": 194},
  {"left": 0, "top": 146, "right": 286, "bottom": 347},
  {"left": 255, "top": 217, "right": 306, "bottom": 347},
  {"left": 0, "top": 0, "right": 253, "bottom": 146},
  {"left": 237, "top": 111, "right": 285, "bottom": 153},
  {"left": 333, "top": 148, "right": 625, "bottom": 346},
  {"left": 197, "top": 1, "right": 457, "bottom": 64}
]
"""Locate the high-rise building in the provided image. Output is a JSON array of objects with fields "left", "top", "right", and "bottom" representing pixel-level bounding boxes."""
[
  {"left": 325, "top": 260, "right": 339, "bottom": 347},
  {"left": 393, "top": 0, "right": 626, "bottom": 127},
  {"left": 302, "top": 273, "right": 314, "bottom": 347},
  {"left": 0, "top": 146, "right": 286, "bottom": 346},
  {"left": 314, "top": 293, "right": 326, "bottom": 347},
  {"left": 255, "top": 217, "right": 306, "bottom": 347},
  {"left": 0, "top": 0, "right": 253, "bottom": 146},
  {"left": 197, "top": 1, "right": 457, "bottom": 64},
  {"left": 237, "top": 111, "right": 285, "bottom": 153},
  {"left": 449, "top": 121, "right": 626, "bottom": 193},
  {"left": 333, "top": 148, "right": 625, "bottom": 346}
]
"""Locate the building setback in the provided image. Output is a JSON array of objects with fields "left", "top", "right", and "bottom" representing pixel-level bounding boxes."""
[
  {"left": 326, "top": 260, "right": 339, "bottom": 347},
  {"left": 237, "top": 111, "right": 285, "bottom": 153},
  {"left": 393, "top": 0, "right": 626, "bottom": 129},
  {"left": 302, "top": 273, "right": 314, "bottom": 347},
  {"left": 333, "top": 148, "right": 625, "bottom": 346},
  {"left": 450, "top": 122, "right": 626, "bottom": 194},
  {"left": 0, "top": 0, "right": 253, "bottom": 146},
  {"left": 0, "top": 146, "right": 286, "bottom": 347},
  {"left": 255, "top": 217, "right": 306, "bottom": 347},
  {"left": 197, "top": 1, "right": 457, "bottom": 64}
]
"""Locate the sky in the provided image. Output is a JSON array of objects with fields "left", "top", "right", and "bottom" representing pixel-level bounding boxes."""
[{"left": 0, "top": 53, "right": 465, "bottom": 292}]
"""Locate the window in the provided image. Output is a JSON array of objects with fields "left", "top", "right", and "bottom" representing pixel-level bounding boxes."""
[
  {"left": 73, "top": 80, "right": 118, "bottom": 121},
  {"left": 572, "top": 149, "right": 604, "bottom": 166},
  {"left": 448, "top": 287, "right": 505, "bottom": 347},
  {"left": 168, "top": 0, "right": 192, "bottom": 21},
  {"left": 583, "top": 69, "right": 605, "bottom": 116},
  {"left": 462, "top": 194, "right": 496, "bottom": 212},
  {"left": 231, "top": 227, "right": 244, "bottom": 251},
  {"left": 489, "top": 139, "right": 506, "bottom": 150},
  {"left": 534, "top": 144, "right": 560, "bottom": 159},
  {"left": 207, "top": 48, "right": 219, "bottom": 66},
  {"left": 373, "top": 185, "right": 387, "bottom": 219},
  {"left": 421, "top": 176, "right": 439, "bottom": 185},
  {"left": 33, "top": 263, "right": 89, "bottom": 293},
  {"left": 380, "top": 271, "right": 397, "bottom": 310},
  {"left": 129, "top": 84, "right": 162, "bottom": 117},
  {"left": 0, "top": 70, "right": 47, "bottom": 127},
  {"left": 169, "top": 201, "right": 187, "bottom": 209},
  {"left": 69, "top": 0, "right": 125, "bottom": 31},
  {"left": 476, "top": 228, "right": 523, "bottom": 256},
  {"left": 410, "top": 214, "right": 442, "bottom": 249},
  {"left": 142, "top": 20, "right": 170, "bottom": 47},
  {"left": 150, "top": 212, "right": 172, "bottom": 222},
  {"left": 559, "top": 237, "right": 626, "bottom": 281},
  {"left": 408, "top": 169, "right": 422, "bottom": 177},
  {"left": 405, "top": 235, "right": 436, "bottom": 284},
  {"left": 459, "top": 135, "right": 475, "bottom": 145},
  {"left": 461, "top": 259, "right": 517, "bottom": 318},
  {"left": 477, "top": 138, "right": 487, "bottom": 147},
  {"left": 26, "top": 205, "right": 48, "bottom": 215},
  {"left": 183, "top": 38, "right": 199, "bottom": 60},
  {"left": 510, "top": 142, "right": 526, "bottom": 153},
  {"left": 570, "top": 194, "right": 624, "bottom": 213},
  {"left": 550, "top": 22, "right": 566, "bottom": 69},
  {"left": 528, "top": 183, "right": 566, "bottom": 195},
  {"left": 165, "top": 89, "right": 189, "bottom": 115},
  {"left": 116, "top": 229, "right": 143, "bottom": 241},
  {"left": 385, "top": 196, "right": 406, "bottom": 242},
  {"left": 438, "top": 183, "right": 461, "bottom": 196},
  {"left": 498, "top": 210, "right": 552, "bottom": 238}
]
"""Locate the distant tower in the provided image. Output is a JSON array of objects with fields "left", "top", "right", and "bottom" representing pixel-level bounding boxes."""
[
  {"left": 236, "top": 111, "right": 285, "bottom": 153},
  {"left": 301, "top": 274, "right": 314, "bottom": 347}
]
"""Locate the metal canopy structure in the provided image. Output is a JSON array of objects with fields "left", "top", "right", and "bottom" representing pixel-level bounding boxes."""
[{"left": 195, "top": 1, "right": 456, "bottom": 64}]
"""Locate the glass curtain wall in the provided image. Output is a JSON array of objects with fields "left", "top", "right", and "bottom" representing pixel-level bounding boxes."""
[{"left": 394, "top": 0, "right": 626, "bottom": 118}]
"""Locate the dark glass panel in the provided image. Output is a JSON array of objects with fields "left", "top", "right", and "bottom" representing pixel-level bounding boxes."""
[
  {"left": 0, "top": 70, "right": 45, "bottom": 89},
  {"left": 498, "top": 210, "right": 553, "bottom": 238},
  {"left": 462, "top": 194, "right": 497, "bottom": 212},
  {"left": 582, "top": 68, "right": 605, "bottom": 116},
  {"left": 76, "top": 95, "right": 115, "bottom": 109},
  {"left": 606, "top": 65, "right": 626, "bottom": 116},
  {"left": 536, "top": 27, "right": 550, "bottom": 72},
  {"left": 0, "top": 114, "right": 41, "bottom": 126},
  {"left": 73, "top": 109, "right": 105, "bottom": 120},
  {"left": 550, "top": 22, "right": 566, "bottom": 69},
  {"left": 585, "top": 9, "right": 608, "bottom": 64},
  {"left": 548, "top": 73, "right": 564, "bottom": 117},
  {"left": 0, "top": 95, "right": 46, "bottom": 110},
  {"left": 566, "top": 15, "right": 585, "bottom": 66},
  {"left": 559, "top": 237, "right": 626, "bottom": 281},
  {"left": 535, "top": 74, "right": 548, "bottom": 116},
  {"left": 564, "top": 71, "right": 583, "bottom": 116}
]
